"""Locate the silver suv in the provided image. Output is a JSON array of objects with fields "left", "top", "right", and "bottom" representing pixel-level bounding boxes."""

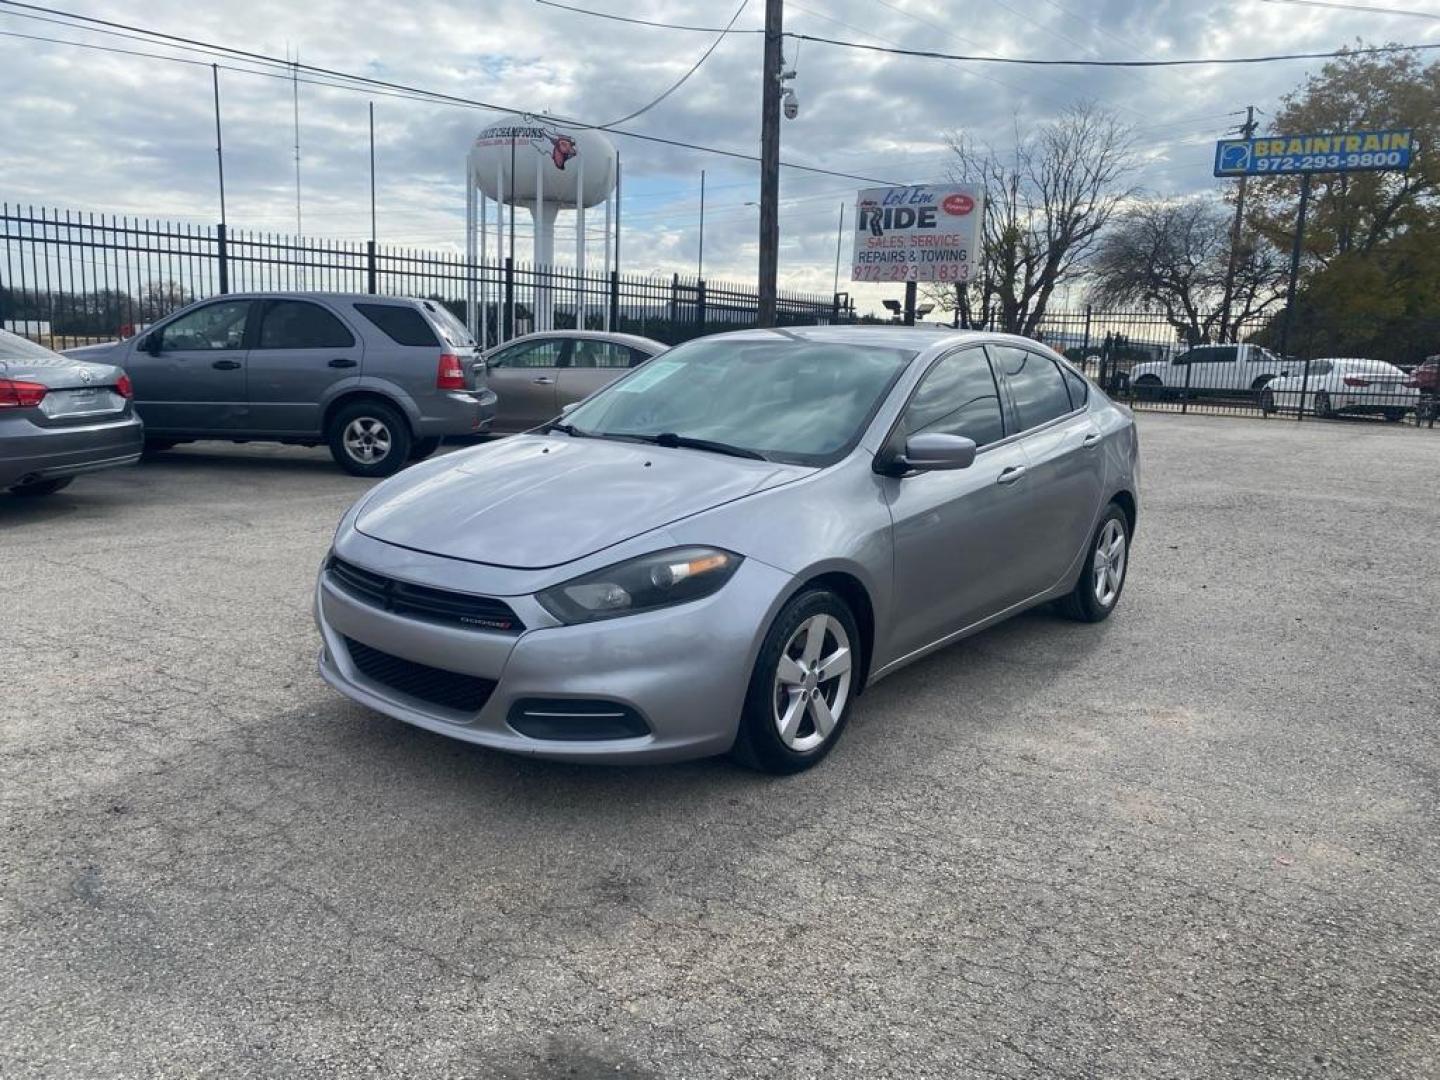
[{"left": 66, "top": 293, "right": 496, "bottom": 476}]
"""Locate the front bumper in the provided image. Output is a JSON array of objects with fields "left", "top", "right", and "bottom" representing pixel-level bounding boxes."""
[
  {"left": 314, "top": 548, "right": 793, "bottom": 763},
  {"left": 0, "top": 413, "right": 144, "bottom": 488}
]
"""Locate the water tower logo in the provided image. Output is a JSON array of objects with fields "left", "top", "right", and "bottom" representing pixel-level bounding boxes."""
[{"left": 548, "top": 132, "right": 578, "bottom": 171}]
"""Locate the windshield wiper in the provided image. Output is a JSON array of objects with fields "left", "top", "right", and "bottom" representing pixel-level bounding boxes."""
[
  {"left": 629, "top": 431, "right": 769, "bottom": 461},
  {"left": 546, "top": 420, "right": 590, "bottom": 437}
]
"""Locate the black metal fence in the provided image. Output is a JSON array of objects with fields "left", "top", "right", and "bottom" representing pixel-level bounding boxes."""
[
  {"left": 0, "top": 203, "right": 844, "bottom": 351},
  {"left": 1028, "top": 307, "right": 1437, "bottom": 429}
]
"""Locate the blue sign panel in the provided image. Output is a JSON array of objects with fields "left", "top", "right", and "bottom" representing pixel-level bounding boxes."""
[{"left": 1214, "top": 129, "right": 1414, "bottom": 176}]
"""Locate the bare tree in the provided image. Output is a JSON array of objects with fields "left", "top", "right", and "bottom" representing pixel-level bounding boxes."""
[
  {"left": 1090, "top": 197, "right": 1287, "bottom": 343},
  {"left": 138, "top": 280, "right": 192, "bottom": 322},
  {"left": 924, "top": 104, "right": 1137, "bottom": 335}
]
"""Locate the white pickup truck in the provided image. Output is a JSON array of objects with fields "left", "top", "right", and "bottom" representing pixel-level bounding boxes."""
[{"left": 1128, "top": 343, "right": 1291, "bottom": 393}]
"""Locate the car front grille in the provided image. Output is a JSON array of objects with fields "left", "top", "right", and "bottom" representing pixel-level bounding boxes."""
[
  {"left": 343, "top": 637, "right": 497, "bottom": 714},
  {"left": 327, "top": 556, "right": 523, "bottom": 634}
]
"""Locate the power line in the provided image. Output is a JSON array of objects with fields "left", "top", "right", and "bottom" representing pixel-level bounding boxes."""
[
  {"left": 1258, "top": 0, "right": 1440, "bottom": 19},
  {"left": 533, "top": 0, "right": 764, "bottom": 33},
  {"left": 787, "top": 32, "right": 1440, "bottom": 66},
  {"left": 598, "top": 0, "right": 750, "bottom": 128},
  {"left": 0, "top": 1, "right": 905, "bottom": 185}
]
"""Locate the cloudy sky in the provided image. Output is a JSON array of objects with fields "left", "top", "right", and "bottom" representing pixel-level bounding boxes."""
[{"left": 2, "top": 0, "right": 1436, "bottom": 313}]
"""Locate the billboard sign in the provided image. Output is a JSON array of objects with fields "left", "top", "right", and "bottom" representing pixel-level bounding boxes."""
[
  {"left": 851, "top": 184, "right": 983, "bottom": 283},
  {"left": 1214, "top": 129, "right": 1413, "bottom": 177}
]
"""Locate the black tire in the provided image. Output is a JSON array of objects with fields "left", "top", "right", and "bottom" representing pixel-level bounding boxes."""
[
  {"left": 1383, "top": 408, "right": 1405, "bottom": 423},
  {"left": 731, "top": 588, "right": 862, "bottom": 775},
  {"left": 9, "top": 476, "right": 74, "bottom": 497},
  {"left": 1251, "top": 375, "right": 1274, "bottom": 391},
  {"left": 1312, "top": 391, "right": 1333, "bottom": 419},
  {"left": 1056, "top": 503, "right": 1130, "bottom": 623},
  {"left": 326, "top": 399, "right": 412, "bottom": 478},
  {"left": 142, "top": 438, "right": 177, "bottom": 454},
  {"left": 1133, "top": 375, "right": 1162, "bottom": 401},
  {"left": 410, "top": 435, "right": 443, "bottom": 461},
  {"left": 1260, "top": 388, "right": 1276, "bottom": 415}
]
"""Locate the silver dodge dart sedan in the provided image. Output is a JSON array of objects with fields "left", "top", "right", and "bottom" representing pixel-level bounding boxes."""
[{"left": 316, "top": 327, "right": 1139, "bottom": 773}]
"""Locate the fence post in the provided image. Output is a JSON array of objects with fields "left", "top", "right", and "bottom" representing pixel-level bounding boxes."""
[
  {"left": 1296, "top": 357, "right": 1313, "bottom": 422},
  {"left": 696, "top": 278, "right": 707, "bottom": 333},
  {"left": 503, "top": 257, "right": 514, "bottom": 342},
  {"left": 365, "top": 240, "right": 377, "bottom": 294},
  {"left": 609, "top": 270, "right": 620, "bottom": 331},
  {"left": 1181, "top": 353, "right": 1193, "bottom": 414},
  {"left": 832, "top": 292, "right": 841, "bottom": 325},
  {"left": 216, "top": 222, "right": 229, "bottom": 295},
  {"left": 669, "top": 273, "right": 679, "bottom": 326},
  {"left": 1082, "top": 305, "right": 1092, "bottom": 367}
]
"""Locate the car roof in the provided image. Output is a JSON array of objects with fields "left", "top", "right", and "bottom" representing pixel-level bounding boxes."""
[
  {"left": 209, "top": 291, "right": 436, "bottom": 306},
  {"left": 489, "top": 330, "right": 667, "bottom": 351},
  {"left": 686, "top": 325, "right": 1028, "bottom": 354}
]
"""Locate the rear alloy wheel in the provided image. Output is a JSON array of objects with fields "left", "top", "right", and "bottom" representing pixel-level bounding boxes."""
[
  {"left": 732, "top": 589, "right": 860, "bottom": 774},
  {"left": 1312, "top": 391, "right": 1334, "bottom": 419},
  {"left": 1057, "top": 504, "right": 1129, "bottom": 623},
  {"left": 328, "top": 400, "right": 412, "bottom": 478},
  {"left": 9, "top": 476, "right": 74, "bottom": 497}
]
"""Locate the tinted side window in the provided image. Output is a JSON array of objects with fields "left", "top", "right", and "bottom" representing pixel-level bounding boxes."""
[
  {"left": 1062, "top": 366, "right": 1089, "bottom": 409},
  {"left": 159, "top": 301, "right": 250, "bottom": 351},
  {"left": 570, "top": 340, "right": 635, "bottom": 369},
  {"left": 993, "top": 346, "right": 1074, "bottom": 431},
  {"left": 353, "top": 303, "right": 439, "bottom": 347},
  {"left": 492, "top": 340, "right": 565, "bottom": 369},
  {"left": 258, "top": 300, "right": 354, "bottom": 349},
  {"left": 900, "top": 347, "right": 1006, "bottom": 448},
  {"left": 1206, "top": 346, "right": 1238, "bottom": 363},
  {"left": 628, "top": 347, "right": 655, "bottom": 367}
]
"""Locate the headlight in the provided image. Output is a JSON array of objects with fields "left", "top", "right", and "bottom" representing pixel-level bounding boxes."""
[{"left": 536, "top": 546, "right": 743, "bottom": 625}]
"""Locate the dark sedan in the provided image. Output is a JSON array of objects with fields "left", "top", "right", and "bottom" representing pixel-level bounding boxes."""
[{"left": 1, "top": 330, "right": 143, "bottom": 497}]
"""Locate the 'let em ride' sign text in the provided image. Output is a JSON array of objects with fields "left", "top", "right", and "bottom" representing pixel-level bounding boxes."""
[{"left": 851, "top": 184, "right": 983, "bottom": 283}]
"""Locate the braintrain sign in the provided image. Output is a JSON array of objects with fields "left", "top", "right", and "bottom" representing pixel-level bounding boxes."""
[
  {"left": 1214, "top": 129, "right": 1414, "bottom": 177},
  {"left": 851, "top": 184, "right": 983, "bottom": 283}
]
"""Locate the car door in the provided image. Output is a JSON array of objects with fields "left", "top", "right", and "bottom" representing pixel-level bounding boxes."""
[
  {"left": 246, "top": 299, "right": 362, "bottom": 434},
  {"left": 1187, "top": 345, "right": 1239, "bottom": 391},
  {"left": 132, "top": 299, "right": 253, "bottom": 432},
  {"left": 557, "top": 339, "right": 645, "bottom": 409},
  {"left": 990, "top": 345, "right": 1104, "bottom": 598},
  {"left": 485, "top": 337, "right": 567, "bottom": 431},
  {"left": 883, "top": 345, "right": 1034, "bottom": 659}
]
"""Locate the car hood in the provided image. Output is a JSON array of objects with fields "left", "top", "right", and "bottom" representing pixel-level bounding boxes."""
[{"left": 355, "top": 434, "right": 812, "bottom": 569}]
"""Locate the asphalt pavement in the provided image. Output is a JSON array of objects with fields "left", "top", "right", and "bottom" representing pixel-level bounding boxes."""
[{"left": 2, "top": 415, "right": 1437, "bottom": 1079}]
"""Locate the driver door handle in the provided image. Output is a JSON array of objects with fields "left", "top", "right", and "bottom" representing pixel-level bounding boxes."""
[
  {"left": 327, "top": 357, "right": 357, "bottom": 368},
  {"left": 1082, "top": 432, "right": 1102, "bottom": 448},
  {"left": 997, "top": 465, "right": 1027, "bottom": 486},
  {"left": 211, "top": 359, "right": 242, "bottom": 371},
  {"left": 532, "top": 375, "right": 555, "bottom": 385}
]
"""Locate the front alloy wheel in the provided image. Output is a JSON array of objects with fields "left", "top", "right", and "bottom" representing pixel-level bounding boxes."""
[
  {"left": 1091, "top": 517, "right": 1127, "bottom": 609},
  {"left": 773, "top": 614, "right": 853, "bottom": 753},
  {"left": 327, "top": 399, "right": 412, "bottom": 477},
  {"left": 733, "top": 588, "right": 862, "bottom": 773}
]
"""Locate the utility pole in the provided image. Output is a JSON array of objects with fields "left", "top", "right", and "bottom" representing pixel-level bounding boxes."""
[
  {"left": 832, "top": 201, "right": 845, "bottom": 298},
  {"left": 698, "top": 169, "right": 706, "bottom": 278},
  {"left": 368, "top": 102, "right": 376, "bottom": 246},
  {"left": 211, "top": 64, "right": 226, "bottom": 228},
  {"left": 757, "top": 0, "right": 783, "bottom": 327},
  {"left": 1219, "top": 105, "right": 1257, "bottom": 341}
]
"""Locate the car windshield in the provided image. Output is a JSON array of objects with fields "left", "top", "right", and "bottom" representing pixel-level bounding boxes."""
[
  {"left": 561, "top": 335, "right": 915, "bottom": 466},
  {"left": 0, "top": 329, "right": 60, "bottom": 360}
]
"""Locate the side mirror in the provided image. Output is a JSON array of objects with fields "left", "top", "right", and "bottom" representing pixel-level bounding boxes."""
[
  {"left": 887, "top": 432, "right": 977, "bottom": 475},
  {"left": 560, "top": 401, "right": 580, "bottom": 417},
  {"left": 140, "top": 334, "right": 161, "bottom": 356},
  {"left": 1279, "top": 369, "right": 1290, "bottom": 378}
]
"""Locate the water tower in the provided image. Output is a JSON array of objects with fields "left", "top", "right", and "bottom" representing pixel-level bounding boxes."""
[{"left": 466, "top": 115, "right": 618, "bottom": 345}]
